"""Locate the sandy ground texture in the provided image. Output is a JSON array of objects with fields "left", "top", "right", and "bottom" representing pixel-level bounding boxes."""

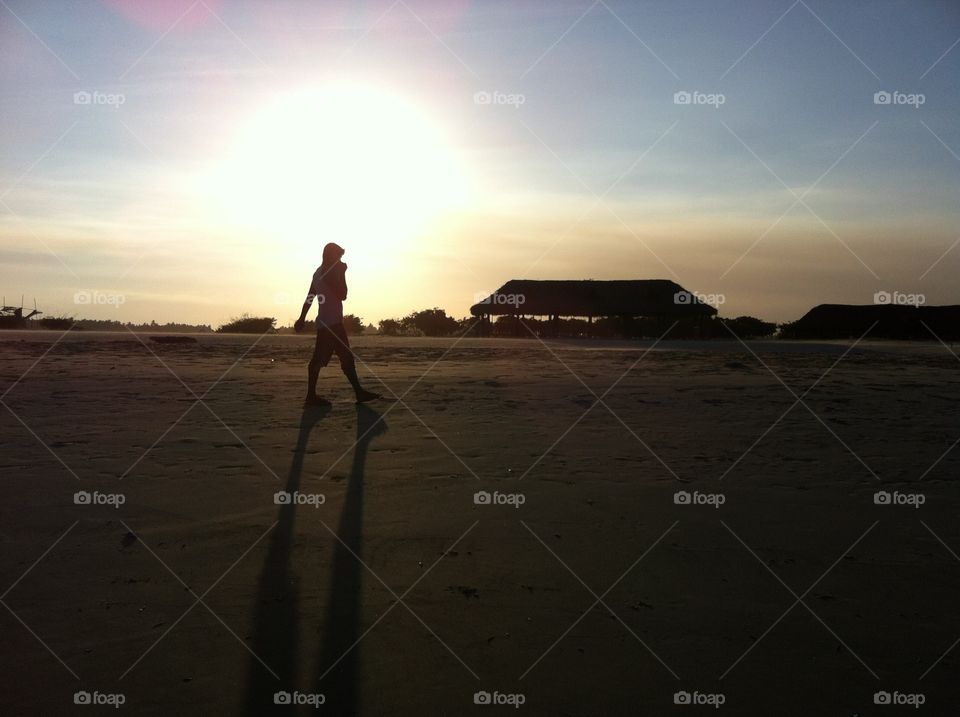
[{"left": 1, "top": 331, "right": 959, "bottom": 716}]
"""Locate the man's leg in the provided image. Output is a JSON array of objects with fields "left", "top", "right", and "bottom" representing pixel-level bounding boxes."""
[
  {"left": 307, "top": 327, "right": 335, "bottom": 400},
  {"left": 330, "top": 324, "right": 380, "bottom": 402},
  {"left": 329, "top": 324, "right": 361, "bottom": 391}
]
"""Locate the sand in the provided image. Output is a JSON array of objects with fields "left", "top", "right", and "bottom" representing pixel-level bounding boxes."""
[{"left": 1, "top": 331, "right": 959, "bottom": 715}]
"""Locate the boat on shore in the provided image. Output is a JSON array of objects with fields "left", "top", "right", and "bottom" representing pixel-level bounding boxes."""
[{"left": 0, "top": 298, "right": 42, "bottom": 329}]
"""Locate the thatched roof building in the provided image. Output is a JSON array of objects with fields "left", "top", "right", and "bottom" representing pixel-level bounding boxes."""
[
  {"left": 470, "top": 279, "right": 718, "bottom": 319},
  {"left": 781, "top": 304, "right": 960, "bottom": 340}
]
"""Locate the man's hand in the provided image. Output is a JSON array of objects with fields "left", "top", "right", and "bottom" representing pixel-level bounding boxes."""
[{"left": 294, "top": 317, "right": 305, "bottom": 333}]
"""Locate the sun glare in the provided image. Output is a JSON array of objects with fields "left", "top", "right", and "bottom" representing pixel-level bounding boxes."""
[{"left": 204, "top": 83, "right": 468, "bottom": 261}]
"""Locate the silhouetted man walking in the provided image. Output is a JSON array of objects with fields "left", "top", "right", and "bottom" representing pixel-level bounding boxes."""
[{"left": 295, "top": 243, "right": 381, "bottom": 405}]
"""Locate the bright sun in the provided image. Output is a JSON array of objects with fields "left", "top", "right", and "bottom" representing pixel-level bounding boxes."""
[{"left": 205, "top": 83, "right": 468, "bottom": 259}]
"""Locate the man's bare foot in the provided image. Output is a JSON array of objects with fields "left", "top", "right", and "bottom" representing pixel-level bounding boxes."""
[
  {"left": 354, "top": 389, "right": 381, "bottom": 403},
  {"left": 304, "top": 394, "right": 332, "bottom": 406}
]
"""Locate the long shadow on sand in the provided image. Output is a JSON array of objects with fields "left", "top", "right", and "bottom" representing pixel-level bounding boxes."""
[
  {"left": 243, "top": 403, "right": 329, "bottom": 715},
  {"left": 312, "top": 404, "right": 387, "bottom": 715},
  {"left": 242, "top": 403, "right": 386, "bottom": 715}
]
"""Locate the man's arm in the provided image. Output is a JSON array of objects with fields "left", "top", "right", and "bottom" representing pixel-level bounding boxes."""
[
  {"left": 329, "top": 262, "right": 347, "bottom": 301},
  {"left": 294, "top": 275, "right": 318, "bottom": 332}
]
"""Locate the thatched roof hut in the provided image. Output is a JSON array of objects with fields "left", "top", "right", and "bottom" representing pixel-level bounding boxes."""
[
  {"left": 781, "top": 303, "right": 960, "bottom": 340},
  {"left": 469, "top": 279, "right": 718, "bottom": 319}
]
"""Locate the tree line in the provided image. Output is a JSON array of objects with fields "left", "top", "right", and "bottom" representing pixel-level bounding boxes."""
[{"left": 37, "top": 309, "right": 776, "bottom": 339}]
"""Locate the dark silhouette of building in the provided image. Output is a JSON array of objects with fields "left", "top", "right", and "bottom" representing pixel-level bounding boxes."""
[
  {"left": 469, "top": 279, "right": 717, "bottom": 337},
  {"left": 781, "top": 303, "right": 960, "bottom": 340}
]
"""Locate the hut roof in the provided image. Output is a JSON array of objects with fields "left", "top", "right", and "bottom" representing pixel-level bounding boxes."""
[
  {"left": 470, "top": 279, "right": 718, "bottom": 318},
  {"left": 782, "top": 303, "right": 960, "bottom": 340}
]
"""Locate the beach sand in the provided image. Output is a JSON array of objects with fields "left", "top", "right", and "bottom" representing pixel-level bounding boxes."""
[{"left": 1, "top": 332, "right": 959, "bottom": 715}]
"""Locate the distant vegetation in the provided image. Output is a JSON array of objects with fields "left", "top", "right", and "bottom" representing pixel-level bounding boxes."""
[
  {"left": 39, "top": 317, "right": 74, "bottom": 330},
  {"left": 216, "top": 314, "right": 276, "bottom": 334},
  {"left": 370, "top": 311, "right": 778, "bottom": 340},
  {"left": 33, "top": 309, "right": 779, "bottom": 340},
  {"left": 276, "top": 314, "right": 367, "bottom": 334},
  {"left": 36, "top": 317, "right": 214, "bottom": 332},
  {"left": 378, "top": 308, "right": 464, "bottom": 337},
  {"left": 716, "top": 316, "right": 777, "bottom": 339},
  {"left": 342, "top": 314, "right": 364, "bottom": 335},
  {"left": 474, "top": 314, "right": 777, "bottom": 340}
]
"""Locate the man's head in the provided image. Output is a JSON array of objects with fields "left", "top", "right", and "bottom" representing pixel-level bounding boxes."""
[{"left": 322, "top": 242, "right": 345, "bottom": 266}]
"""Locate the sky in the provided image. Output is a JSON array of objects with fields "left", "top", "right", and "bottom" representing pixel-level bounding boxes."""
[{"left": 1, "top": 0, "right": 958, "bottom": 326}]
